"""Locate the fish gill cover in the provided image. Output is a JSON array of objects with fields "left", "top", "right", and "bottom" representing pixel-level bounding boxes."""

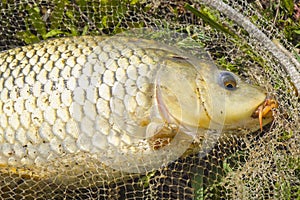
[{"left": 0, "top": 0, "right": 299, "bottom": 199}]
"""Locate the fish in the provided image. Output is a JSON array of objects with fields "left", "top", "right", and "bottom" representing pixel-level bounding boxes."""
[{"left": 0, "top": 35, "right": 277, "bottom": 185}]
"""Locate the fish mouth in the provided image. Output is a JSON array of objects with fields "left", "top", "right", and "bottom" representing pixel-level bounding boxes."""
[{"left": 251, "top": 95, "right": 278, "bottom": 131}]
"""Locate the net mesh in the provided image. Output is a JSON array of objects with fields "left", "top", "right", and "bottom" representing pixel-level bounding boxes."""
[{"left": 0, "top": 0, "right": 299, "bottom": 199}]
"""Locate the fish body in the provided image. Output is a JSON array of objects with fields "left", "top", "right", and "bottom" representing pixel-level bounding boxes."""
[{"left": 0, "top": 35, "right": 274, "bottom": 181}]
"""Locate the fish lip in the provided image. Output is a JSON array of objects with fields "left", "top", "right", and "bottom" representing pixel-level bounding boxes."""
[
  {"left": 251, "top": 95, "right": 278, "bottom": 118},
  {"left": 251, "top": 95, "right": 278, "bottom": 131}
]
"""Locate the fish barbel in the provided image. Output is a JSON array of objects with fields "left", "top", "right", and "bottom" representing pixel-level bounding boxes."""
[{"left": 0, "top": 35, "right": 276, "bottom": 180}]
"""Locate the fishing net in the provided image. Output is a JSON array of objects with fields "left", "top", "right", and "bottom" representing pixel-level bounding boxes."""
[{"left": 0, "top": 0, "right": 299, "bottom": 199}]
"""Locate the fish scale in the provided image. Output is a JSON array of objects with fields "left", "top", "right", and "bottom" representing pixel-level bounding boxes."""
[
  {"left": 0, "top": 36, "right": 165, "bottom": 169},
  {"left": 0, "top": 34, "right": 275, "bottom": 177}
]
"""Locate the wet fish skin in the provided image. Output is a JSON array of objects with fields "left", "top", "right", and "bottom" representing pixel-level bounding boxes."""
[
  {"left": 0, "top": 36, "right": 163, "bottom": 168},
  {"left": 0, "top": 35, "right": 273, "bottom": 177}
]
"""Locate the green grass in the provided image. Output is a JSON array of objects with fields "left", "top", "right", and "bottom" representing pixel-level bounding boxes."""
[
  {"left": 253, "top": 1, "right": 300, "bottom": 47},
  {"left": 9, "top": 1, "right": 299, "bottom": 199},
  {"left": 15, "top": 0, "right": 146, "bottom": 44}
]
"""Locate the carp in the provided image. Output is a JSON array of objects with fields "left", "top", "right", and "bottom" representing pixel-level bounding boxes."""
[{"left": 0, "top": 35, "right": 277, "bottom": 184}]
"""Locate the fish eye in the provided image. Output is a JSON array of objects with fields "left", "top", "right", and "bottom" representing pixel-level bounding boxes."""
[{"left": 219, "top": 72, "right": 237, "bottom": 90}]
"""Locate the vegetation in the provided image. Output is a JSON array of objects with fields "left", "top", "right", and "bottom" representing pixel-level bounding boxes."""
[
  {"left": 252, "top": 0, "right": 300, "bottom": 47},
  {"left": 2, "top": 0, "right": 299, "bottom": 199}
]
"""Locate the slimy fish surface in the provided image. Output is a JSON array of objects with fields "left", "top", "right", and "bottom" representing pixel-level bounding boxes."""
[{"left": 0, "top": 35, "right": 276, "bottom": 181}]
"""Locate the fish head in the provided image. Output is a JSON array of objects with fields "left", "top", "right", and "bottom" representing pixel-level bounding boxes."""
[
  {"left": 202, "top": 69, "right": 277, "bottom": 133},
  {"left": 155, "top": 57, "right": 277, "bottom": 135}
]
